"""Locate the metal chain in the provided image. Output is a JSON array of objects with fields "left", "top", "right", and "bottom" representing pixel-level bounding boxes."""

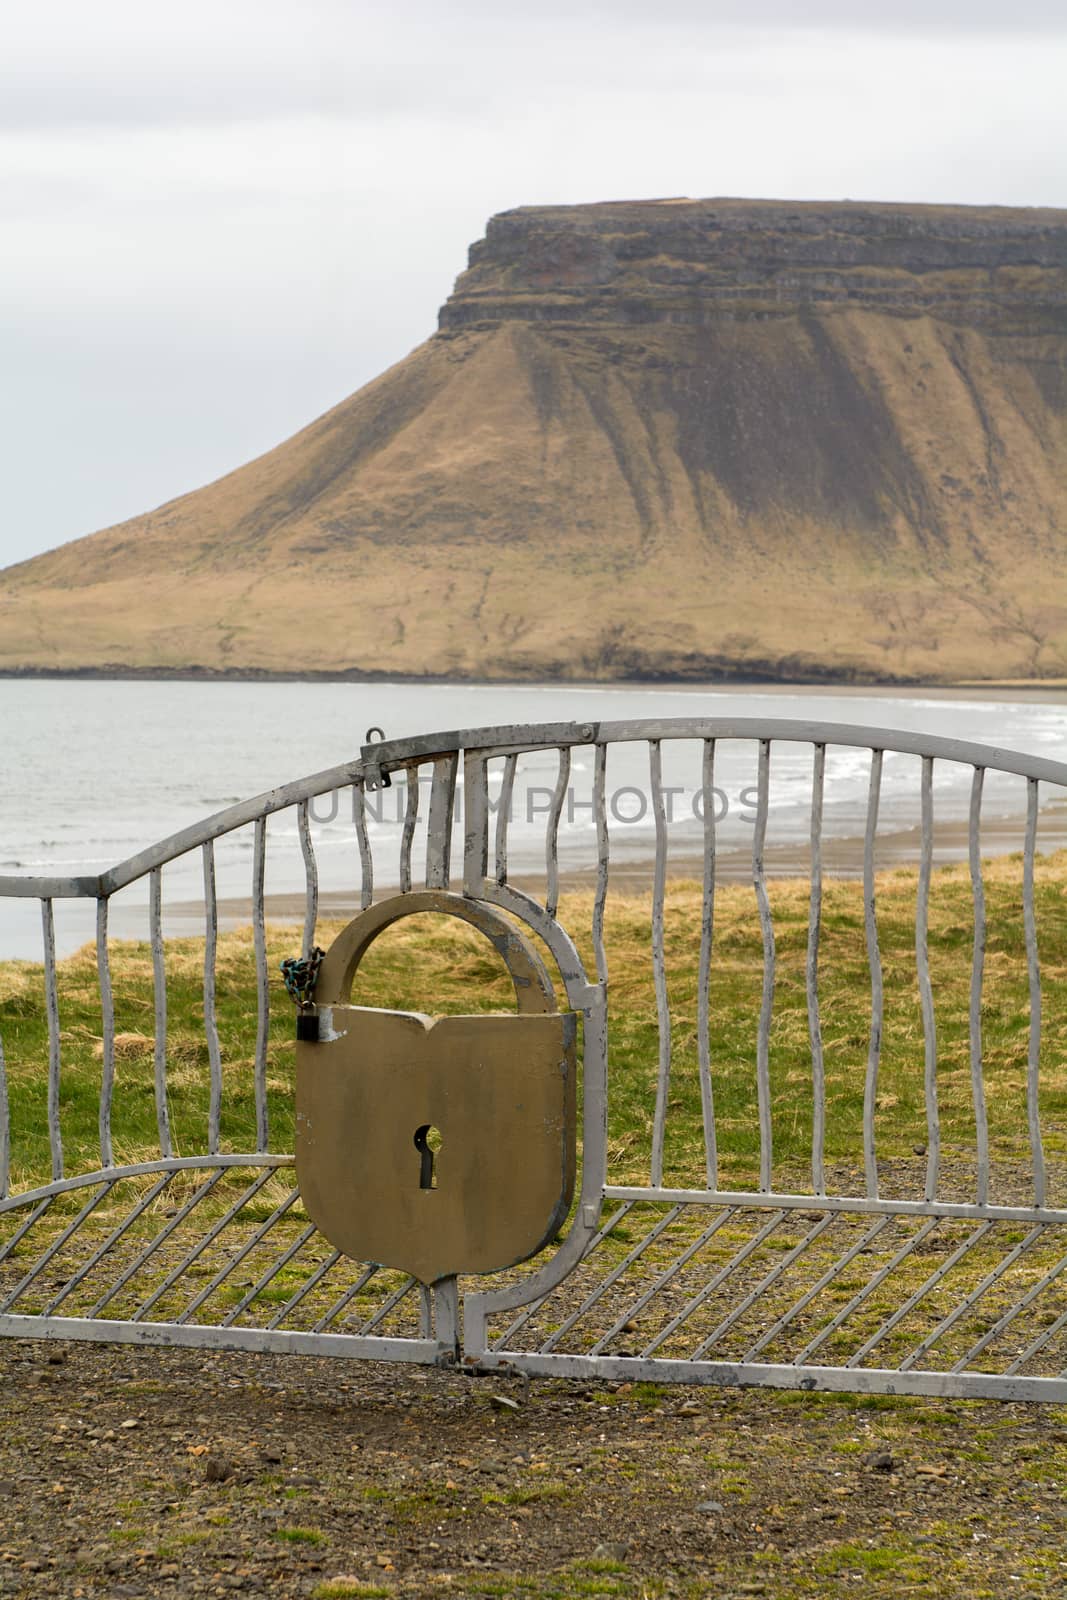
[{"left": 279, "top": 947, "right": 325, "bottom": 1009}]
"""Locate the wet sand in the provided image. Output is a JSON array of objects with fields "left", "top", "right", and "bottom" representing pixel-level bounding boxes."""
[{"left": 156, "top": 809, "right": 1067, "bottom": 940}]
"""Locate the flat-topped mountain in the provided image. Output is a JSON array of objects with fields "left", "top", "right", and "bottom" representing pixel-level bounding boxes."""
[
  {"left": 2, "top": 197, "right": 1065, "bottom": 681},
  {"left": 443, "top": 198, "right": 1067, "bottom": 331}
]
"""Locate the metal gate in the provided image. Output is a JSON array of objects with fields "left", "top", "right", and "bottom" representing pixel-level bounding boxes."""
[{"left": 2, "top": 718, "right": 1066, "bottom": 1401}]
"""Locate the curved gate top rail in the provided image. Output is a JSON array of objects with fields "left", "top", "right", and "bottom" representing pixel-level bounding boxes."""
[
  {"left": 359, "top": 717, "right": 1067, "bottom": 790},
  {"left": 1, "top": 717, "right": 1065, "bottom": 901},
  {"left": 2, "top": 713, "right": 1067, "bottom": 1400}
]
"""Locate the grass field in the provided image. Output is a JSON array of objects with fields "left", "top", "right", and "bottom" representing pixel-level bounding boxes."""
[
  {"left": 3, "top": 857, "right": 1067, "bottom": 1598},
  {"left": 1, "top": 851, "right": 1065, "bottom": 1196}
]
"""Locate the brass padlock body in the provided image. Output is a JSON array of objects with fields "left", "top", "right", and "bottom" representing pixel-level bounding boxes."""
[{"left": 295, "top": 893, "right": 577, "bottom": 1285}]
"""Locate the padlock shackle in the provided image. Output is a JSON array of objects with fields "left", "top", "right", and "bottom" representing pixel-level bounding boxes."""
[{"left": 313, "top": 890, "right": 558, "bottom": 1014}]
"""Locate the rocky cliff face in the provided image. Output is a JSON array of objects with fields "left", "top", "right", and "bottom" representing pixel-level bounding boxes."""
[
  {"left": 1, "top": 198, "right": 1065, "bottom": 682},
  {"left": 441, "top": 199, "right": 1067, "bottom": 332}
]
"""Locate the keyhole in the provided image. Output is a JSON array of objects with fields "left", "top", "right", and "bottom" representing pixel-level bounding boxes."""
[{"left": 414, "top": 1124, "right": 443, "bottom": 1190}]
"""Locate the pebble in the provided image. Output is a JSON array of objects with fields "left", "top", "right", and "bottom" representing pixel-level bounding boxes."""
[
  {"left": 697, "top": 1499, "right": 725, "bottom": 1514},
  {"left": 593, "top": 1541, "right": 628, "bottom": 1562}
]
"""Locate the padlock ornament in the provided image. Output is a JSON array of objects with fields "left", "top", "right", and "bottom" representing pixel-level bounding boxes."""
[{"left": 295, "top": 892, "right": 577, "bottom": 1285}]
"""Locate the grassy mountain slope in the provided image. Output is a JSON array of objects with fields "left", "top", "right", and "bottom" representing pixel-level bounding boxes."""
[{"left": 2, "top": 198, "right": 1065, "bottom": 681}]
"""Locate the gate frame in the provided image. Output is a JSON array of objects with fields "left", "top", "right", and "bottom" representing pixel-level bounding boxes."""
[{"left": 2, "top": 716, "right": 1067, "bottom": 1398}]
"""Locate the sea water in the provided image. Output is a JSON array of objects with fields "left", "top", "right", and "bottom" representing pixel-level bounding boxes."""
[{"left": 0, "top": 678, "right": 1064, "bottom": 958}]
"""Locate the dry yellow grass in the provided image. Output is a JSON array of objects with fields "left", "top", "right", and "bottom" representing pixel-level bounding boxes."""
[{"left": 2, "top": 853, "right": 1064, "bottom": 1197}]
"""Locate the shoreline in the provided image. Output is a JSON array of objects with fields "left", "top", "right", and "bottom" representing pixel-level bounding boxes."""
[
  {"left": 157, "top": 811, "right": 1067, "bottom": 940},
  {"left": 2, "top": 666, "right": 1067, "bottom": 693},
  {"left": 4, "top": 807, "right": 1064, "bottom": 961}
]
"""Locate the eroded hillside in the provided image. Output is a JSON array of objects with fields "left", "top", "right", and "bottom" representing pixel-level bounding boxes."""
[{"left": 2, "top": 198, "right": 1065, "bottom": 681}]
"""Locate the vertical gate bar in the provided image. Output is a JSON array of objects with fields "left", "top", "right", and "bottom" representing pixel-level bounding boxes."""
[
  {"left": 899, "top": 1224, "right": 1046, "bottom": 1372},
  {"left": 968, "top": 767, "right": 990, "bottom": 1206},
  {"left": 398, "top": 768, "right": 419, "bottom": 895},
  {"left": 794, "top": 1215, "right": 940, "bottom": 1364},
  {"left": 592, "top": 744, "right": 609, "bottom": 985},
  {"left": 1023, "top": 777, "right": 1046, "bottom": 1208},
  {"left": 41, "top": 897, "right": 63, "bottom": 1182},
  {"left": 697, "top": 738, "right": 718, "bottom": 1188},
  {"left": 807, "top": 743, "right": 826, "bottom": 1195},
  {"left": 862, "top": 749, "right": 884, "bottom": 1200},
  {"left": 149, "top": 867, "right": 173, "bottom": 1158},
  {"left": 433, "top": 1276, "right": 460, "bottom": 1350},
  {"left": 753, "top": 739, "right": 775, "bottom": 1193},
  {"left": 545, "top": 747, "right": 571, "bottom": 918},
  {"left": 953, "top": 1240, "right": 1067, "bottom": 1371},
  {"left": 844, "top": 1221, "right": 993, "bottom": 1368},
  {"left": 0, "top": 1024, "right": 8, "bottom": 1201},
  {"left": 252, "top": 817, "right": 270, "bottom": 1152},
  {"left": 297, "top": 799, "right": 319, "bottom": 957},
  {"left": 202, "top": 841, "right": 223, "bottom": 1156},
  {"left": 917, "top": 757, "right": 939, "bottom": 1202},
  {"left": 649, "top": 739, "right": 672, "bottom": 1187},
  {"left": 463, "top": 751, "right": 490, "bottom": 895},
  {"left": 96, "top": 896, "right": 115, "bottom": 1170},
  {"left": 493, "top": 754, "right": 518, "bottom": 886},
  {"left": 425, "top": 753, "right": 458, "bottom": 890},
  {"left": 353, "top": 782, "right": 373, "bottom": 909},
  {"left": 419, "top": 1285, "right": 433, "bottom": 1339},
  {"left": 744, "top": 1216, "right": 893, "bottom": 1360}
]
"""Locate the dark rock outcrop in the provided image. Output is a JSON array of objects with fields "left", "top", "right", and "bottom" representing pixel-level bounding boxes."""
[{"left": 440, "top": 199, "right": 1067, "bottom": 333}]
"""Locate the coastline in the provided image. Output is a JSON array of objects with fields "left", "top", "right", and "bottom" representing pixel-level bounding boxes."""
[
  {"left": 2, "top": 666, "right": 1067, "bottom": 695},
  {"left": 2, "top": 677, "right": 1063, "bottom": 958},
  {"left": 156, "top": 810, "right": 1067, "bottom": 942}
]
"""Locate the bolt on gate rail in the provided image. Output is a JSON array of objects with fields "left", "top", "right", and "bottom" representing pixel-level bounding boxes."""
[{"left": 1, "top": 717, "right": 1066, "bottom": 1401}]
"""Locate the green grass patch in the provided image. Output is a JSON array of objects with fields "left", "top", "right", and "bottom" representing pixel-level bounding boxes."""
[
  {"left": 2, "top": 855, "right": 1064, "bottom": 1191},
  {"left": 814, "top": 1537, "right": 927, "bottom": 1582}
]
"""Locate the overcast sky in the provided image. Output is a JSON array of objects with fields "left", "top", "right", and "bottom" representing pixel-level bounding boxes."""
[{"left": 2, "top": 0, "right": 1066, "bottom": 570}]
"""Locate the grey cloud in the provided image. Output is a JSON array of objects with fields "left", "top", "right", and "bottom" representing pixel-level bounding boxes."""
[
  {"left": 3, "top": 0, "right": 1065, "bottom": 568},
  {"left": 345, "top": 0, "right": 1067, "bottom": 28},
  {"left": 2, "top": 0, "right": 1064, "bottom": 133}
]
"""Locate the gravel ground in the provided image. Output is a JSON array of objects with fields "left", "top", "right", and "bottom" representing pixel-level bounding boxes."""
[{"left": 3, "top": 1338, "right": 1067, "bottom": 1599}]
